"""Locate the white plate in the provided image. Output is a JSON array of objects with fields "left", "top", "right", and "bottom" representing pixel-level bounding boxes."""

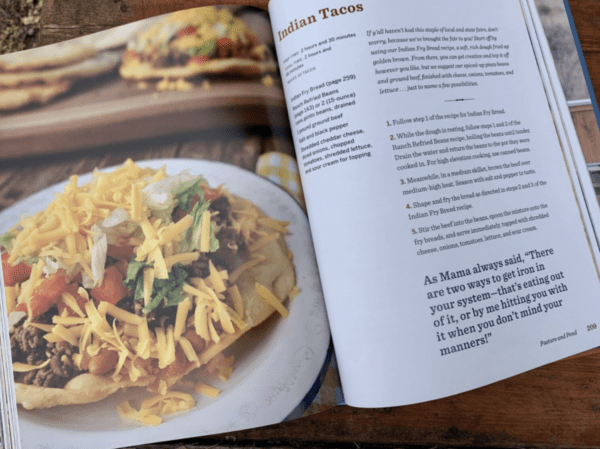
[{"left": 0, "top": 159, "right": 330, "bottom": 449}]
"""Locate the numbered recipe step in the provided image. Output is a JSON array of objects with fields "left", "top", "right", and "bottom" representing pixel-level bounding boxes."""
[{"left": 385, "top": 108, "right": 549, "bottom": 256}]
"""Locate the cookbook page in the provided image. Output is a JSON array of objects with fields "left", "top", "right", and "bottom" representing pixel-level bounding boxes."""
[
  {"left": 269, "top": 0, "right": 600, "bottom": 407},
  {"left": 0, "top": 6, "right": 335, "bottom": 449}
]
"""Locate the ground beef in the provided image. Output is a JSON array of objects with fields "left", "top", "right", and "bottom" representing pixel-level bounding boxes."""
[
  {"left": 209, "top": 196, "right": 233, "bottom": 226},
  {"left": 216, "top": 34, "right": 257, "bottom": 58},
  {"left": 116, "top": 291, "right": 135, "bottom": 314},
  {"left": 209, "top": 227, "right": 249, "bottom": 272},
  {"left": 10, "top": 335, "right": 19, "bottom": 361},
  {"left": 22, "top": 341, "right": 79, "bottom": 388},
  {"left": 11, "top": 321, "right": 81, "bottom": 388},
  {"left": 152, "top": 49, "right": 190, "bottom": 67},
  {"left": 133, "top": 300, "right": 178, "bottom": 331},
  {"left": 11, "top": 325, "right": 46, "bottom": 365},
  {"left": 183, "top": 252, "right": 210, "bottom": 279},
  {"left": 36, "top": 307, "right": 57, "bottom": 325}
]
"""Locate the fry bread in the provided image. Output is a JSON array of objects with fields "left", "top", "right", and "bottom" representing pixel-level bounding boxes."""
[
  {"left": 15, "top": 374, "right": 149, "bottom": 410},
  {"left": 8, "top": 170, "right": 296, "bottom": 412},
  {"left": 0, "top": 43, "right": 96, "bottom": 72},
  {"left": 0, "top": 81, "right": 71, "bottom": 111},
  {"left": 0, "top": 52, "right": 121, "bottom": 88}
]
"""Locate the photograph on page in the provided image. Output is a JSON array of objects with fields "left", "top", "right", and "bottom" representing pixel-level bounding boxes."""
[{"left": 0, "top": 6, "right": 335, "bottom": 449}]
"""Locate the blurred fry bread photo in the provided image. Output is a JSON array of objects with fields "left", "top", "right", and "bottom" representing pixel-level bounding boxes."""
[
  {"left": 0, "top": 42, "right": 96, "bottom": 72},
  {"left": 0, "top": 43, "right": 120, "bottom": 111}
]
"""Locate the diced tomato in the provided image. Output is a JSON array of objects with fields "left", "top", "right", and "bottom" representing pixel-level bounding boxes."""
[
  {"left": 28, "top": 270, "right": 68, "bottom": 319},
  {"left": 107, "top": 244, "right": 135, "bottom": 261},
  {"left": 90, "top": 265, "right": 127, "bottom": 305},
  {"left": 57, "top": 284, "right": 88, "bottom": 317},
  {"left": 123, "top": 50, "right": 140, "bottom": 61},
  {"left": 217, "top": 37, "right": 233, "bottom": 49},
  {"left": 201, "top": 185, "right": 221, "bottom": 201},
  {"left": 2, "top": 252, "right": 32, "bottom": 286},
  {"left": 14, "top": 303, "right": 27, "bottom": 313},
  {"left": 177, "top": 26, "right": 197, "bottom": 37},
  {"left": 188, "top": 55, "right": 210, "bottom": 65}
]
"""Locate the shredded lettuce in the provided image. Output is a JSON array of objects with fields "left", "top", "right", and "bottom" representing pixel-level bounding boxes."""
[
  {"left": 208, "top": 221, "right": 219, "bottom": 252},
  {"left": 89, "top": 224, "right": 108, "bottom": 288},
  {"left": 175, "top": 179, "right": 204, "bottom": 212},
  {"left": 0, "top": 231, "right": 16, "bottom": 252},
  {"left": 179, "top": 192, "right": 219, "bottom": 253},
  {"left": 142, "top": 170, "right": 201, "bottom": 211}
]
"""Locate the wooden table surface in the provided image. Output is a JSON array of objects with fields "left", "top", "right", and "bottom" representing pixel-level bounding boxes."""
[{"left": 4, "top": 0, "right": 600, "bottom": 448}]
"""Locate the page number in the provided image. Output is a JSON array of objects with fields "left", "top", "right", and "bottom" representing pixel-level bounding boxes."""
[{"left": 587, "top": 323, "right": 597, "bottom": 331}]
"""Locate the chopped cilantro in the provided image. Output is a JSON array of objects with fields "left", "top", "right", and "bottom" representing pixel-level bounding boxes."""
[
  {"left": 123, "top": 257, "right": 190, "bottom": 314},
  {"left": 188, "top": 40, "right": 216, "bottom": 56},
  {"left": 123, "top": 259, "right": 151, "bottom": 303},
  {"left": 124, "top": 259, "right": 151, "bottom": 286},
  {"left": 142, "top": 264, "right": 189, "bottom": 313}
]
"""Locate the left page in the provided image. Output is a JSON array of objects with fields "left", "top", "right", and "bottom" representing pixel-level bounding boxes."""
[{"left": 0, "top": 6, "right": 334, "bottom": 449}]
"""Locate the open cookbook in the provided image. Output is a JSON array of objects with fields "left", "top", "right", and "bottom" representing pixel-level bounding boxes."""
[{"left": 1, "top": 0, "right": 599, "bottom": 447}]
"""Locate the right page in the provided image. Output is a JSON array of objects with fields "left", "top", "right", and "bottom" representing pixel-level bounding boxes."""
[{"left": 269, "top": 0, "right": 600, "bottom": 407}]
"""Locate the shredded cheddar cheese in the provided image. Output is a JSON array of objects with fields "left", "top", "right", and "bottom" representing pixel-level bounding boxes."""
[
  {"left": 13, "top": 360, "right": 51, "bottom": 372},
  {"left": 195, "top": 382, "right": 220, "bottom": 397},
  {"left": 255, "top": 283, "right": 289, "bottom": 318}
]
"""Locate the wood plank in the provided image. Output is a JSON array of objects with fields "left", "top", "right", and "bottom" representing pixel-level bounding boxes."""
[
  {"left": 567, "top": 0, "right": 600, "bottom": 103},
  {"left": 565, "top": 0, "right": 600, "bottom": 52},
  {"left": 571, "top": 105, "right": 600, "bottom": 163},
  {"left": 40, "top": 25, "right": 112, "bottom": 47}
]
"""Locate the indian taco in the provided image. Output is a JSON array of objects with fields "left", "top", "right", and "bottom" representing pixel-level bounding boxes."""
[
  {"left": 2, "top": 159, "right": 296, "bottom": 424},
  {"left": 0, "top": 48, "right": 120, "bottom": 111},
  {"left": 119, "top": 6, "right": 277, "bottom": 81}
]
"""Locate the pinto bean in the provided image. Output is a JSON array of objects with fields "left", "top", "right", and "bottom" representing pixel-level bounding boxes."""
[
  {"left": 88, "top": 349, "right": 119, "bottom": 375},
  {"left": 184, "top": 329, "right": 206, "bottom": 353},
  {"left": 165, "top": 346, "right": 188, "bottom": 378}
]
